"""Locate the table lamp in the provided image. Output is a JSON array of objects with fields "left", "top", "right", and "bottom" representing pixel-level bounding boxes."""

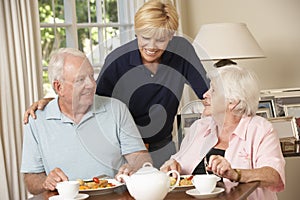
[{"left": 193, "top": 23, "right": 265, "bottom": 67}]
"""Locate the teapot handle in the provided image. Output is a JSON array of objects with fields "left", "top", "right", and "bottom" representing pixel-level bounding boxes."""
[
  {"left": 167, "top": 170, "right": 180, "bottom": 192},
  {"left": 116, "top": 174, "right": 129, "bottom": 183}
]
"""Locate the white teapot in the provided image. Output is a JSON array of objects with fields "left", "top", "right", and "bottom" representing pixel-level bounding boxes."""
[{"left": 117, "top": 162, "right": 180, "bottom": 200}]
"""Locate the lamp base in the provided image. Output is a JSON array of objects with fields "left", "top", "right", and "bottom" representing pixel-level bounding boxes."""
[{"left": 214, "top": 59, "right": 237, "bottom": 68}]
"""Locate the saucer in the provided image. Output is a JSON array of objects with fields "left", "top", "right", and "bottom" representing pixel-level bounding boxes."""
[
  {"left": 186, "top": 187, "right": 225, "bottom": 199},
  {"left": 49, "top": 193, "right": 89, "bottom": 200}
]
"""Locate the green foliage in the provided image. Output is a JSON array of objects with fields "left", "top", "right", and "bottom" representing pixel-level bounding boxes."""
[
  {"left": 106, "top": 0, "right": 117, "bottom": 22},
  {"left": 39, "top": 0, "right": 66, "bottom": 67},
  {"left": 39, "top": 0, "right": 118, "bottom": 65},
  {"left": 39, "top": 0, "right": 119, "bottom": 95}
]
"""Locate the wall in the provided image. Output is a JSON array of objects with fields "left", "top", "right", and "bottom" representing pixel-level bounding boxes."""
[
  {"left": 180, "top": 0, "right": 300, "bottom": 90},
  {"left": 277, "top": 156, "right": 300, "bottom": 200}
]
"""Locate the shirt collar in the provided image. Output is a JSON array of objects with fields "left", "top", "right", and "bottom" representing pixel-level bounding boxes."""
[
  {"left": 203, "top": 116, "right": 252, "bottom": 140},
  {"left": 201, "top": 117, "right": 216, "bottom": 137},
  {"left": 232, "top": 116, "right": 253, "bottom": 140},
  {"left": 45, "top": 95, "right": 106, "bottom": 123}
]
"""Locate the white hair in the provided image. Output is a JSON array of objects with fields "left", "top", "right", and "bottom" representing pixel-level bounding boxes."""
[
  {"left": 48, "top": 48, "right": 87, "bottom": 89},
  {"left": 207, "top": 65, "right": 260, "bottom": 116}
]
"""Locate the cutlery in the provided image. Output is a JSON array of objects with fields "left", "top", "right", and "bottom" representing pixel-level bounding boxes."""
[
  {"left": 84, "top": 174, "right": 111, "bottom": 183},
  {"left": 204, "top": 157, "right": 209, "bottom": 175},
  {"left": 96, "top": 174, "right": 112, "bottom": 179}
]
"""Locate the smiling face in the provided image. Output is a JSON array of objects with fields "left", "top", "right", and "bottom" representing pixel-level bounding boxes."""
[
  {"left": 136, "top": 32, "right": 172, "bottom": 64},
  {"left": 134, "top": 0, "right": 178, "bottom": 65},
  {"left": 56, "top": 55, "right": 96, "bottom": 113}
]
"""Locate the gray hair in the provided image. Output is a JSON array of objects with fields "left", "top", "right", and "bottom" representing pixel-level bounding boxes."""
[
  {"left": 48, "top": 48, "right": 87, "bottom": 89},
  {"left": 207, "top": 65, "right": 260, "bottom": 116}
]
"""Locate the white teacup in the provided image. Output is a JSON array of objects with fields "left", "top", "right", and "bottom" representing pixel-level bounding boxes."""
[
  {"left": 56, "top": 181, "right": 79, "bottom": 199},
  {"left": 192, "top": 174, "right": 221, "bottom": 194}
]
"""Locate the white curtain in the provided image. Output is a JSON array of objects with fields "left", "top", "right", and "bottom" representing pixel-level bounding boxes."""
[
  {"left": 171, "top": 0, "right": 199, "bottom": 109},
  {"left": 0, "top": 0, "right": 43, "bottom": 199},
  {"left": 172, "top": 0, "right": 183, "bottom": 35}
]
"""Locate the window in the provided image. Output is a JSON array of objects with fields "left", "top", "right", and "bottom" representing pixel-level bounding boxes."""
[{"left": 38, "top": 0, "right": 145, "bottom": 96}]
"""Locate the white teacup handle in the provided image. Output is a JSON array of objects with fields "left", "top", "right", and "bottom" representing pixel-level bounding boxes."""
[{"left": 167, "top": 170, "right": 180, "bottom": 192}]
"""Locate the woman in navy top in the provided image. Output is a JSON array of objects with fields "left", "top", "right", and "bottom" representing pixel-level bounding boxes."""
[{"left": 96, "top": 0, "right": 208, "bottom": 167}]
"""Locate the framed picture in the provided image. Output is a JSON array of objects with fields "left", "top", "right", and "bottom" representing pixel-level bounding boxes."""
[
  {"left": 258, "top": 99, "right": 276, "bottom": 118},
  {"left": 181, "top": 113, "right": 202, "bottom": 128},
  {"left": 280, "top": 140, "right": 296, "bottom": 153},
  {"left": 260, "top": 95, "right": 281, "bottom": 116},
  {"left": 260, "top": 88, "right": 300, "bottom": 117},
  {"left": 256, "top": 108, "right": 271, "bottom": 118},
  {"left": 283, "top": 103, "right": 300, "bottom": 134},
  {"left": 177, "top": 113, "right": 201, "bottom": 146},
  {"left": 283, "top": 103, "right": 300, "bottom": 118},
  {"left": 268, "top": 117, "right": 299, "bottom": 140}
]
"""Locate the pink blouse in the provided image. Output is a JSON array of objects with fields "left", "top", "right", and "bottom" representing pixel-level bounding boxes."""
[{"left": 171, "top": 115, "right": 285, "bottom": 200}]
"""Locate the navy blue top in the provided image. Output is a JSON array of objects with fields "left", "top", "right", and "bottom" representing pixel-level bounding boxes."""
[
  {"left": 192, "top": 148, "right": 225, "bottom": 175},
  {"left": 96, "top": 36, "right": 209, "bottom": 144}
]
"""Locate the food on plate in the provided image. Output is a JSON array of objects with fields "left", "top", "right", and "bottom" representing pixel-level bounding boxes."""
[
  {"left": 170, "top": 177, "right": 177, "bottom": 186},
  {"left": 77, "top": 177, "right": 116, "bottom": 190},
  {"left": 170, "top": 175, "right": 193, "bottom": 186}
]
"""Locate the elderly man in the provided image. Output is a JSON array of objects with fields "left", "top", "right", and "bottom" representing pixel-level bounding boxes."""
[{"left": 20, "top": 48, "right": 152, "bottom": 195}]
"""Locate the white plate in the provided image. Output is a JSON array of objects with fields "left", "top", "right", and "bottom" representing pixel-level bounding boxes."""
[
  {"left": 177, "top": 175, "right": 194, "bottom": 187},
  {"left": 172, "top": 175, "right": 194, "bottom": 192},
  {"left": 186, "top": 187, "right": 225, "bottom": 199},
  {"left": 79, "top": 178, "right": 124, "bottom": 195},
  {"left": 177, "top": 175, "right": 194, "bottom": 188},
  {"left": 49, "top": 193, "right": 89, "bottom": 200}
]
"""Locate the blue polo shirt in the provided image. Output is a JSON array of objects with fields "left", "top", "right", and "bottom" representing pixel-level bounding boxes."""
[
  {"left": 21, "top": 95, "right": 146, "bottom": 180},
  {"left": 96, "top": 36, "right": 209, "bottom": 144}
]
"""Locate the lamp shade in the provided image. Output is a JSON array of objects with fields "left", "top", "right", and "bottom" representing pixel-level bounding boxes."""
[{"left": 193, "top": 23, "right": 265, "bottom": 61}]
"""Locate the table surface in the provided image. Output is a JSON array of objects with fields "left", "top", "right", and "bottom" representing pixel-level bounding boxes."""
[{"left": 29, "top": 181, "right": 260, "bottom": 200}]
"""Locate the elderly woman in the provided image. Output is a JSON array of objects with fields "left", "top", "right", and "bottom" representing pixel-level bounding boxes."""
[{"left": 160, "top": 65, "right": 285, "bottom": 199}]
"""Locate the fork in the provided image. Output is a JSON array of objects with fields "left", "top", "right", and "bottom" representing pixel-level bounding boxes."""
[
  {"left": 96, "top": 174, "right": 112, "bottom": 179},
  {"left": 204, "top": 157, "right": 209, "bottom": 175}
]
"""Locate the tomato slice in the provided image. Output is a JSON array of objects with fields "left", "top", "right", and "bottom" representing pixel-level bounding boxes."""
[{"left": 93, "top": 177, "right": 99, "bottom": 183}]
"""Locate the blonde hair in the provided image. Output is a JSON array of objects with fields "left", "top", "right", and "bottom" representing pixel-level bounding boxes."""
[{"left": 134, "top": 0, "right": 179, "bottom": 38}]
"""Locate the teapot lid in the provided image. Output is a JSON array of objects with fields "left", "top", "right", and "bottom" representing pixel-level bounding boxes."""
[{"left": 135, "top": 162, "right": 158, "bottom": 175}]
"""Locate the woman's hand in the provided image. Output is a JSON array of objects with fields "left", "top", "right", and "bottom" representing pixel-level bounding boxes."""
[
  {"left": 207, "top": 155, "right": 238, "bottom": 182},
  {"left": 23, "top": 98, "right": 54, "bottom": 124},
  {"left": 160, "top": 159, "right": 181, "bottom": 177}
]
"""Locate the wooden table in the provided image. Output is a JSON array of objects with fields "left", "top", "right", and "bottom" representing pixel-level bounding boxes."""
[{"left": 29, "top": 181, "right": 259, "bottom": 200}]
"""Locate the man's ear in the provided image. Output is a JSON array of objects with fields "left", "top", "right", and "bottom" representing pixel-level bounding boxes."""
[{"left": 53, "top": 80, "right": 62, "bottom": 95}]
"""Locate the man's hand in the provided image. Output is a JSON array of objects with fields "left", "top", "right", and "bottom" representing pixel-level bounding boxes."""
[
  {"left": 23, "top": 98, "right": 54, "bottom": 124},
  {"left": 24, "top": 168, "right": 68, "bottom": 195},
  {"left": 116, "top": 150, "right": 152, "bottom": 182},
  {"left": 42, "top": 168, "right": 69, "bottom": 191},
  {"left": 115, "top": 163, "right": 135, "bottom": 182}
]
